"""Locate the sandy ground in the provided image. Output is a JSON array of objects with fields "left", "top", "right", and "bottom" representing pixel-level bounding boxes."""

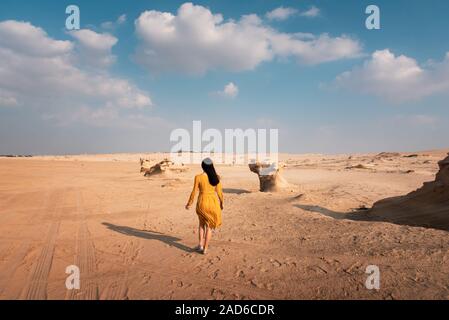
[{"left": 0, "top": 151, "right": 448, "bottom": 300}]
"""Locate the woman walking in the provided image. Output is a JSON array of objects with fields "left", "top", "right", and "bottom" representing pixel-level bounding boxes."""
[{"left": 185, "top": 158, "right": 223, "bottom": 254}]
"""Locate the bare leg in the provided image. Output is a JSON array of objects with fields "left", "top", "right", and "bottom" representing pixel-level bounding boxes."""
[
  {"left": 203, "top": 225, "right": 212, "bottom": 254},
  {"left": 198, "top": 221, "right": 205, "bottom": 248}
]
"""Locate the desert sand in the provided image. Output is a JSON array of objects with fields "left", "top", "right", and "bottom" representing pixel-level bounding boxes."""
[{"left": 0, "top": 150, "right": 448, "bottom": 300}]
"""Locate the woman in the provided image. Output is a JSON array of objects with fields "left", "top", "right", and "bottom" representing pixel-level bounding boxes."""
[{"left": 185, "top": 158, "right": 223, "bottom": 254}]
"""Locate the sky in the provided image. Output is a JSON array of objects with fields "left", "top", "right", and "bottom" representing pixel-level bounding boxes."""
[{"left": 0, "top": 0, "right": 448, "bottom": 155}]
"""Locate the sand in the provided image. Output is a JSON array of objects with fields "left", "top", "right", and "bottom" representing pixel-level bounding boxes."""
[{"left": 0, "top": 150, "right": 448, "bottom": 300}]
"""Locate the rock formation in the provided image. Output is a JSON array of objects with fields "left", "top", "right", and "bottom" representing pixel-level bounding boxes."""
[
  {"left": 374, "top": 152, "right": 401, "bottom": 159},
  {"left": 368, "top": 153, "right": 449, "bottom": 230},
  {"left": 248, "top": 161, "right": 290, "bottom": 192},
  {"left": 141, "top": 159, "right": 188, "bottom": 177}
]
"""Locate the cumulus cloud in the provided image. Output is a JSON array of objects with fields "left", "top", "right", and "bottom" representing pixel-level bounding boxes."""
[
  {"left": 101, "top": 14, "right": 127, "bottom": 30},
  {"left": 134, "top": 3, "right": 362, "bottom": 75},
  {"left": 0, "top": 20, "right": 73, "bottom": 57},
  {"left": 336, "top": 49, "right": 449, "bottom": 102},
  {"left": 69, "top": 29, "right": 118, "bottom": 68},
  {"left": 300, "top": 6, "right": 320, "bottom": 18},
  {"left": 270, "top": 32, "right": 362, "bottom": 65},
  {"left": 0, "top": 20, "right": 152, "bottom": 126},
  {"left": 266, "top": 7, "right": 298, "bottom": 21},
  {"left": 217, "top": 82, "right": 239, "bottom": 98}
]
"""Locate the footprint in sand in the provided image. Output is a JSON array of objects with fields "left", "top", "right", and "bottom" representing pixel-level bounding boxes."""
[
  {"left": 141, "top": 273, "right": 151, "bottom": 285},
  {"left": 209, "top": 269, "right": 220, "bottom": 279},
  {"left": 210, "top": 288, "right": 226, "bottom": 299},
  {"left": 308, "top": 265, "right": 328, "bottom": 274},
  {"left": 269, "top": 259, "right": 282, "bottom": 268},
  {"left": 265, "top": 283, "right": 274, "bottom": 290},
  {"left": 171, "top": 279, "right": 184, "bottom": 288},
  {"left": 249, "top": 278, "right": 265, "bottom": 289},
  {"left": 235, "top": 269, "right": 245, "bottom": 278}
]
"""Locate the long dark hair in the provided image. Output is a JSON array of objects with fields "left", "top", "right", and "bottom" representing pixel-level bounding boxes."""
[{"left": 201, "top": 158, "right": 220, "bottom": 186}]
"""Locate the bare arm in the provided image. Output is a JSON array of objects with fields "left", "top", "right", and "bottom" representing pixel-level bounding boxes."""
[
  {"left": 186, "top": 175, "right": 199, "bottom": 209},
  {"left": 216, "top": 181, "right": 224, "bottom": 210}
]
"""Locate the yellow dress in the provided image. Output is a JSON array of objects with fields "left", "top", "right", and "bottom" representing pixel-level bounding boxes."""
[{"left": 187, "top": 173, "right": 223, "bottom": 229}]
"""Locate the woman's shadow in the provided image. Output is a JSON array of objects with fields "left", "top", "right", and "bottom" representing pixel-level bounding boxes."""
[{"left": 102, "top": 222, "right": 194, "bottom": 253}]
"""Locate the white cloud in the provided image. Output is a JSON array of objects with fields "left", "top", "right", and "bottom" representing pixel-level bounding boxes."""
[
  {"left": 0, "top": 20, "right": 73, "bottom": 57},
  {"left": 0, "top": 20, "right": 152, "bottom": 125},
  {"left": 117, "top": 14, "right": 127, "bottom": 25},
  {"left": 270, "top": 32, "right": 362, "bottom": 65},
  {"left": 70, "top": 29, "right": 117, "bottom": 52},
  {"left": 217, "top": 82, "right": 239, "bottom": 98},
  {"left": 336, "top": 49, "right": 449, "bottom": 102},
  {"left": 69, "top": 29, "right": 118, "bottom": 68},
  {"left": 134, "top": 3, "right": 362, "bottom": 75},
  {"left": 266, "top": 7, "right": 298, "bottom": 21},
  {"left": 395, "top": 114, "right": 438, "bottom": 126},
  {"left": 0, "top": 90, "right": 19, "bottom": 107},
  {"left": 101, "top": 14, "right": 127, "bottom": 30},
  {"left": 300, "top": 6, "right": 320, "bottom": 18}
]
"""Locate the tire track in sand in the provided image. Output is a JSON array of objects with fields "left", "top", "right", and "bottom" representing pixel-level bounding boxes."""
[
  {"left": 66, "top": 190, "right": 98, "bottom": 300},
  {"left": 0, "top": 242, "right": 30, "bottom": 297},
  {"left": 0, "top": 185, "right": 59, "bottom": 299},
  {"left": 19, "top": 188, "right": 63, "bottom": 300},
  {"left": 19, "top": 219, "right": 61, "bottom": 300}
]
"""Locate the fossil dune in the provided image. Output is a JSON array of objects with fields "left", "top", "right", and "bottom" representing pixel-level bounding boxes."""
[{"left": 369, "top": 153, "right": 449, "bottom": 231}]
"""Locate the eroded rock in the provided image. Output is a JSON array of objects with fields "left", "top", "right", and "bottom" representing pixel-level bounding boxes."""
[
  {"left": 368, "top": 153, "right": 449, "bottom": 230},
  {"left": 248, "top": 161, "right": 290, "bottom": 192},
  {"left": 141, "top": 159, "right": 188, "bottom": 177}
]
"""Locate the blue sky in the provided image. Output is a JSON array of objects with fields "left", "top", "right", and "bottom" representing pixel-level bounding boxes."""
[{"left": 0, "top": 0, "right": 448, "bottom": 155}]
